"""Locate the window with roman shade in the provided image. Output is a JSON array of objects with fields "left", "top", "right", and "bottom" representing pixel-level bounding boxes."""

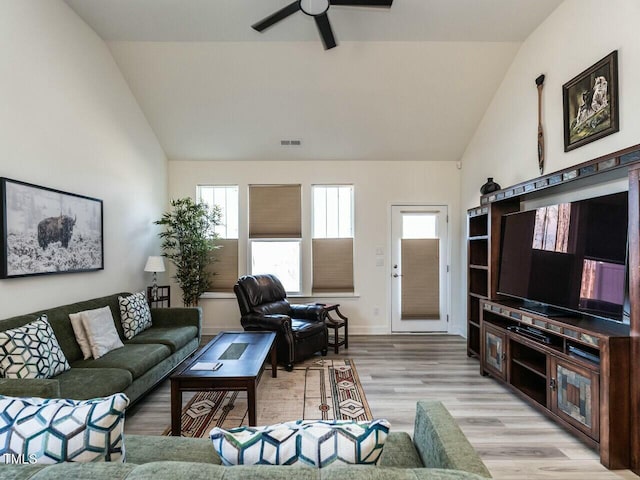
[
  {"left": 197, "top": 185, "right": 239, "bottom": 293},
  {"left": 249, "top": 184, "right": 302, "bottom": 293},
  {"left": 249, "top": 184, "right": 302, "bottom": 238},
  {"left": 312, "top": 185, "right": 354, "bottom": 294}
]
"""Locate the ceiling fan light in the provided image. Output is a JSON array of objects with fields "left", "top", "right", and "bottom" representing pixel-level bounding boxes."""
[{"left": 299, "top": 0, "right": 330, "bottom": 17}]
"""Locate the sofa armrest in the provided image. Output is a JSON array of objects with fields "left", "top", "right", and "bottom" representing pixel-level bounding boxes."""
[
  {"left": 413, "top": 401, "right": 491, "bottom": 478},
  {"left": 289, "top": 303, "right": 324, "bottom": 322},
  {"left": 0, "top": 378, "right": 61, "bottom": 398},
  {"left": 151, "top": 307, "right": 202, "bottom": 341}
]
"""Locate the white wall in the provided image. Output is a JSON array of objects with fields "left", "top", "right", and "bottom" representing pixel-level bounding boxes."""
[
  {"left": 169, "top": 160, "right": 461, "bottom": 336},
  {"left": 459, "top": 0, "right": 640, "bottom": 334},
  {"left": 0, "top": 1, "right": 167, "bottom": 317},
  {"left": 461, "top": 0, "right": 640, "bottom": 202}
]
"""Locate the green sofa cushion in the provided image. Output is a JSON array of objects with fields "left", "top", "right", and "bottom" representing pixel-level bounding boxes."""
[
  {"left": 125, "top": 435, "right": 221, "bottom": 465},
  {"left": 55, "top": 368, "right": 132, "bottom": 400},
  {"left": 378, "top": 432, "right": 424, "bottom": 468},
  {"left": 0, "top": 378, "right": 60, "bottom": 398},
  {"left": 0, "top": 463, "right": 137, "bottom": 480},
  {"left": 125, "top": 326, "right": 199, "bottom": 353},
  {"left": 72, "top": 344, "right": 171, "bottom": 380},
  {"left": 127, "top": 462, "right": 318, "bottom": 480},
  {"left": 322, "top": 467, "right": 486, "bottom": 479}
]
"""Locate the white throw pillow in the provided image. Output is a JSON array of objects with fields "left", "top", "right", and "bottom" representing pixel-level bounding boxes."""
[
  {"left": 80, "top": 307, "right": 124, "bottom": 359},
  {"left": 69, "top": 312, "right": 93, "bottom": 359},
  {"left": 0, "top": 393, "right": 129, "bottom": 463},
  {"left": 210, "top": 419, "right": 391, "bottom": 468},
  {"left": 118, "top": 292, "right": 152, "bottom": 340},
  {"left": 0, "top": 315, "right": 70, "bottom": 379}
]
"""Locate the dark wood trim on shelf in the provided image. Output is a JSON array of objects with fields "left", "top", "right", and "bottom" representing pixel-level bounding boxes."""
[
  {"left": 468, "top": 292, "right": 487, "bottom": 300},
  {"left": 467, "top": 206, "right": 489, "bottom": 217},
  {"left": 488, "top": 199, "right": 519, "bottom": 299},
  {"left": 628, "top": 166, "right": 640, "bottom": 475},
  {"left": 480, "top": 143, "right": 640, "bottom": 205}
]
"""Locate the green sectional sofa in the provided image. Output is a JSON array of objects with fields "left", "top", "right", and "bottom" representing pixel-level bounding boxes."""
[
  {"left": 0, "top": 401, "right": 491, "bottom": 479},
  {"left": 0, "top": 293, "right": 201, "bottom": 402}
]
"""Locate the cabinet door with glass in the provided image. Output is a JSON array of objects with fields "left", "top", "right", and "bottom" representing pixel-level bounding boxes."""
[
  {"left": 482, "top": 324, "right": 507, "bottom": 381},
  {"left": 549, "top": 357, "right": 600, "bottom": 441}
]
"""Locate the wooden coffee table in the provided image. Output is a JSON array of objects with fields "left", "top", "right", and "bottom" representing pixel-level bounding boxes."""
[{"left": 170, "top": 331, "right": 277, "bottom": 435}]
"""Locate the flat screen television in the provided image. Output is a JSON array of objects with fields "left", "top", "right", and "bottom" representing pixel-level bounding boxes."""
[{"left": 497, "top": 191, "right": 629, "bottom": 323}]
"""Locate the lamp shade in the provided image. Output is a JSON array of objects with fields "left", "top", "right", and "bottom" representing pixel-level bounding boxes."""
[{"left": 144, "top": 256, "right": 165, "bottom": 273}]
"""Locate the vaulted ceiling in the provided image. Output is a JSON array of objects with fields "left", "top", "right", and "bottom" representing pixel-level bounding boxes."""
[{"left": 65, "top": 0, "right": 563, "bottom": 161}]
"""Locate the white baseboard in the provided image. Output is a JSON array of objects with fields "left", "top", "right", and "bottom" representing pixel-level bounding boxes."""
[
  {"left": 202, "top": 326, "right": 467, "bottom": 337},
  {"left": 202, "top": 326, "right": 241, "bottom": 336}
]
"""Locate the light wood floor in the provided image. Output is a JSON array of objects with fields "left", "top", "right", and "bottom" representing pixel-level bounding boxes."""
[{"left": 125, "top": 335, "right": 638, "bottom": 479}]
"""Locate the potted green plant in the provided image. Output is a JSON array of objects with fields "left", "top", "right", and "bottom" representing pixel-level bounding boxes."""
[{"left": 155, "top": 197, "right": 222, "bottom": 307}]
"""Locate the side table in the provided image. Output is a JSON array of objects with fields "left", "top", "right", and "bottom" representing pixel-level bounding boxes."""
[
  {"left": 147, "top": 285, "right": 170, "bottom": 308},
  {"left": 318, "top": 304, "right": 348, "bottom": 354}
]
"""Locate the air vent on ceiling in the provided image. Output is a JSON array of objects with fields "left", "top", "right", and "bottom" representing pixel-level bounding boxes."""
[{"left": 280, "top": 139, "right": 302, "bottom": 146}]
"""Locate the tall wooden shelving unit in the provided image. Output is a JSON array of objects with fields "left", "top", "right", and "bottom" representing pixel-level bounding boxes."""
[
  {"left": 467, "top": 199, "right": 519, "bottom": 357},
  {"left": 465, "top": 143, "right": 640, "bottom": 471},
  {"left": 466, "top": 206, "right": 488, "bottom": 357}
]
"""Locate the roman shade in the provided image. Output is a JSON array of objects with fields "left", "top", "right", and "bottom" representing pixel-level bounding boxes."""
[
  {"left": 401, "top": 239, "right": 439, "bottom": 319},
  {"left": 312, "top": 238, "right": 354, "bottom": 293},
  {"left": 206, "top": 239, "right": 239, "bottom": 293},
  {"left": 249, "top": 185, "right": 301, "bottom": 238}
]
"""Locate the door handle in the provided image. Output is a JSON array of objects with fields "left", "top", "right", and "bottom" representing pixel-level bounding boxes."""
[
  {"left": 393, "top": 274, "right": 403, "bottom": 278},
  {"left": 549, "top": 378, "right": 557, "bottom": 390}
]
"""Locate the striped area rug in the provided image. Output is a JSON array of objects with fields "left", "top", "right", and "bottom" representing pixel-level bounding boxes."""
[{"left": 163, "top": 358, "right": 371, "bottom": 438}]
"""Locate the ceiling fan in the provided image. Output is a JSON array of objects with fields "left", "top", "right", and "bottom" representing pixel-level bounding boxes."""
[{"left": 252, "top": 0, "right": 394, "bottom": 50}]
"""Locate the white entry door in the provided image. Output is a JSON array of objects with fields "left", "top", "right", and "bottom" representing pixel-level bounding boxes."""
[{"left": 390, "top": 205, "right": 449, "bottom": 333}]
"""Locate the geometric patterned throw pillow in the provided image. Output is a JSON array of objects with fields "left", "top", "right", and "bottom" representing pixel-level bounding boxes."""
[
  {"left": 0, "top": 315, "right": 70, "bottom": 379},
  {"left": 118, "top": 292, "right": 152, "bottom": 340},
  {"left": 209, "top": 418, "right": 391, "bottom": 468},
  {"left": 0, "top": 393, "right": 129, "bottom": 464}
]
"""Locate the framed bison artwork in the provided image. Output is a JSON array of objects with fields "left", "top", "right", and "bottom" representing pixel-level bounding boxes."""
[
  {"left": 0, "top": 178, "right": 103, "bottom": 278},
  {"left": 563, "top": 50, "right": 619, "bottom": 152}
]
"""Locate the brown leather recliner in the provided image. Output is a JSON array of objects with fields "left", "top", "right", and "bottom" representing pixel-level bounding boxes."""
[{"left": 234, "top": 274, "right": 328, "bottom": 371}]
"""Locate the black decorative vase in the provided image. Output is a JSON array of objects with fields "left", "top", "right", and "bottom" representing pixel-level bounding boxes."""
[{"left": 480, "top": 177, "right": 501, "bottom": 195}]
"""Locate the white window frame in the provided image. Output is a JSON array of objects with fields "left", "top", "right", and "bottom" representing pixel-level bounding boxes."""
[
  {"left": 312, "top": 184, "right": 355, "bottom": 239},
  {"left": 196, "top": 185, "right": 239, "bottom": 239}
]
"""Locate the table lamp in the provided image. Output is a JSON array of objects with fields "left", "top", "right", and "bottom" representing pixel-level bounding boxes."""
[{"left": 144, "top": 256, "right": 165, "bottom": 301}]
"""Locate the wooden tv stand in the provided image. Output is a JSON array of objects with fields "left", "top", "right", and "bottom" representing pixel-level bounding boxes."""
[{"left": 480, "top": 299, "right": 630, "bottom": 469}]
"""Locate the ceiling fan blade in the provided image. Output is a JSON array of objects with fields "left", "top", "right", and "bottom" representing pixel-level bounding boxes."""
[
  {"left": 252, "top": 1, "right": 301, "bottom": 32},
  {"left": 314, "top": 13, "right": 337, "bottom": 50},
  {"left": 330, "top": 0, "right": 393, "bottom": 6}
]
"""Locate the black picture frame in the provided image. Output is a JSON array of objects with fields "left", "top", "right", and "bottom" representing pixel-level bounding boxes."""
[
  {"left": 0, "top": 178, "right": 104, "bottom": 279},
  {"left": 563, "top": 51, "right": 619, "bottom": 152}
]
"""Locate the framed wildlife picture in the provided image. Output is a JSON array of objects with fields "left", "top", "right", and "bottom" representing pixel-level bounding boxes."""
[
  {"left": 563, "top": 51, "right": 619, "bottom": 152},
  {"left": 0, "top": 178, "right": 103, "bottom": 278}
]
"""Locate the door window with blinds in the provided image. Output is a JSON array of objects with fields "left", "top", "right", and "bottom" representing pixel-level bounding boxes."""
[
  {"left": 312, "top": 185, "right": 354, "bottom": 293},
  {"left": 249, "top": 185, "right": 302, "bottom": 293},
  {"left": 197, "top": 185, "right": 239, "bottom": 293},
  {"left": 401, "top": 213, "right": 439, "bottom": 319}
]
